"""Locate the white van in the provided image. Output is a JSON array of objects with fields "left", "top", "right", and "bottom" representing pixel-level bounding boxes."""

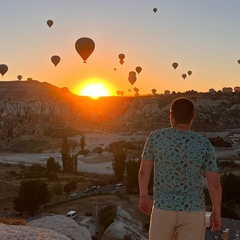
[
  {"left": 115, "top": 183, "right": 123, "bottom": 190},
  {"left": 66, "top": 211, "right": 78, "bottom": 219}
]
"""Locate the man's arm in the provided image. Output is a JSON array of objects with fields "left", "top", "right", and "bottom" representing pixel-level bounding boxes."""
[
  {"left": 138, "top": 159, "right": 153, "bottom": 215},
  {"left": 205, "top": 171, "right": 222, "bottom": 232}
]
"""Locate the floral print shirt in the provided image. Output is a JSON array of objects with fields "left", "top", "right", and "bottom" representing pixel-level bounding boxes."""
[{"left": 141, "top": 128, "right": 218, "bottom": 211}]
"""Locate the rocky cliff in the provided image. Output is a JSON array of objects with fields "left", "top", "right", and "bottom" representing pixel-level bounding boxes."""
[{"left": 0, "top": 81, "right": 240, "bottom": 150}]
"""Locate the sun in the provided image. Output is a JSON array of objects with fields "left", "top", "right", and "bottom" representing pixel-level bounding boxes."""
[{"left": 80, "top": 83, "right": 110, "bottom": 99}]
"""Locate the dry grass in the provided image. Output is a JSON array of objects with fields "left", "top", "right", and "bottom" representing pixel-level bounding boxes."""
[{"left": 0, "top": 217, "right": 27, "bottom": 225}]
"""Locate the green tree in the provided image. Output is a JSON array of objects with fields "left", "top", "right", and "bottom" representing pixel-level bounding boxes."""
[
  {"left": 51, "top": 183, "right": 63, "bottom": 200},
  {"left": 98, "top": 204, "right": 117, "bottom": 234},
  {"left": 80, "top": 135, "right": 85, "bottom": 150},
  {"left": 46, "top": 157, "right": 61, "bottom": 172},
  {"left": 126, "top": 159, "right": 140, "bottom": 188},
  {"left": 61, "top": 136, "right": 70, "bottom": 172},
  {"left": 13, "top": 179, "right": 52, "bottom": 216},
  {"left": 63, "top": 183, "right": 72, "bottom": 197},
  {"left": 111, "top": 143, "right": 127, "bottom": 181}
]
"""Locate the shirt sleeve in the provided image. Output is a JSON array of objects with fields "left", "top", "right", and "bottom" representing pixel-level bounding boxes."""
[
  {"left": 141, "top": 131, "right": 155, "bottom": 161},
  {"left": 202, "top": 139, "right": 219, "bottom": 172}
]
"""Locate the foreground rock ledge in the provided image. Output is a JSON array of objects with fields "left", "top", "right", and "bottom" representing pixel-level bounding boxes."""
[{"left": 0, "top": 215, "right": 91, "bottom": 240}]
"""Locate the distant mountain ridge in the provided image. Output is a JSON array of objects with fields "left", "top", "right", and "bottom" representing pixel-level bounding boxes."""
[{"left": 0, "top": 80, "right": 240, "bottom": 146}]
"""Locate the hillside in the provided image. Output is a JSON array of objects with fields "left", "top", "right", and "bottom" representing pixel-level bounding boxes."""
[{"left": 0, "top": 80, "right": 240, "bottom": 151}]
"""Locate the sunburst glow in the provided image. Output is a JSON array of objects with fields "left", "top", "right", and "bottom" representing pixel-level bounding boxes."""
[{"left": 80, "top": 83, "right": 110, "bottom": 99}]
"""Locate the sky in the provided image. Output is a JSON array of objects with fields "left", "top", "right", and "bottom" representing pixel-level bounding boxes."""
[{"left": 1, "top": 0, "right": 240, "bottom": 97}]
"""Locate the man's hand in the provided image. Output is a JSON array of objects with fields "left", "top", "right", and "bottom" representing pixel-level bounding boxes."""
[
  {"left": 139, "top": 195, "right": 152, "bottom": 215},
  {"left": 210, "top": 211, "right": 221, "bottom": 232}
]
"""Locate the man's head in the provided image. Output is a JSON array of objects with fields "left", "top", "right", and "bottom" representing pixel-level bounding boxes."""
[{"left": 170, "top": 97, "right": 195, "bottom": 125}]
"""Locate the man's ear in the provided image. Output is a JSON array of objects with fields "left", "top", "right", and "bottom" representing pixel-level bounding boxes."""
[{"left": 193, "top": 112, "right": 196, "bottom": 120}]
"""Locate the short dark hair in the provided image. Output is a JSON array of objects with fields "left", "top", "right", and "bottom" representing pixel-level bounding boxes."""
[{"left": 170, "top": 97, "right": 195, "bottom": 124}]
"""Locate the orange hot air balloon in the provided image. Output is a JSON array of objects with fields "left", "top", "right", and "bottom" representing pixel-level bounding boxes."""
[
  {"left": 182, "top": 73, "right": 187, "bottom": 79},
  {"left": 129, "top": 71, "right": 136, "bottom": 76},
  {"left": 47, "top": 20, "right": 53, "bottom": 28},
  {"left": 17, "top": 75, "right": 22, "bottom": 81},
  {"left": 172, "top": 62, "right": 178, "bottom": 69},
  {"left": 118, "top": 53, "right": 125, "bottom": 65},
  {"left": 114, "top": 68, "right": 117, "bottom": 71},
  {"left": 133, "top": 87, "right": 139, "bottom": 93},
  {"left": 128, "top": 76, "right": 137, "bottom": 85},
  {"left": 135, "top": 66, "right": 142, "bottom": 74},
  {"left": 153, "top": 8, "right": 157, "bottom": 13},
  {"left": 118, "top": 53, "right": 125, "bottom": 61},
  {"left": 0, "top": 64, "right": 8, "bottom": 76},
  {"left": 187, "top": 71, "right": 192, "bottom": 76},
  {"left": 51, "top": 55, "right": 61, "bottom": 67},
  {"left": 75, "top": 37, "right": 95, "bottom": 63}
]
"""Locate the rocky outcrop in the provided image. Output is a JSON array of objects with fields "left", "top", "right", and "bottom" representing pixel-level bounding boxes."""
[
  {"left": 102, "top": 207, "right": 148, "bottom": 240},
  {"left": 0, "top": 215, "right": 91, "bottom": 240},
  {"left": 29, "top": 215, "right": 91, "bottom": 240},
  {"left": 0, "top": 223, "right": 71, "bottom": 240}
]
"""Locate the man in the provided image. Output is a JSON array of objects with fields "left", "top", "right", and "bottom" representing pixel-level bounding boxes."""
[{"left": 139, "top": 97, "right": 222, "bottom": 240}]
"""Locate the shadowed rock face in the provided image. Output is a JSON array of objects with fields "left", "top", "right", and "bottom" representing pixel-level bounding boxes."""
[
  {"left": 0, "top": 81, "right": 240, "bottom": 142},
  {"left": 0, "top": 215, "right": 91, "bottom": 240}
]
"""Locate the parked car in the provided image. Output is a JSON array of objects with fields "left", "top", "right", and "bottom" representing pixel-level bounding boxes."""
[
  {"left": 66, "top": 211, "right": 78, "bottom": 219},
  {"left": 84, "top": 188, "right": 90, "bottom": 193},
  {"left": 115, "top": 183, "right": 124, "bottom": 190},
  {"left": 69, "top": 192, "right": 78, "bottom": 197}
]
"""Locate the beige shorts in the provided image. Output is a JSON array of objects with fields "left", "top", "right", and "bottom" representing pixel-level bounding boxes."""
[{"left": 149, "top": 207, "right": 206, "bottom": 240}]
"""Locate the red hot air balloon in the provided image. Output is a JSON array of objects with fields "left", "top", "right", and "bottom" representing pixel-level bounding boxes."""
[
  {"left": 47, "top": 20, "right": 53, "bottom": 28},
  {"left": 135, "top": 66, "right": 142, "bottom": 74},
  {"left": 51, "top": 55, "right": 61, "bottom": 67},
  {"left": 75, "top": 37, "right": 95, "bottom": 63},
  {"left": 187, "top": 71, "right": 192, "bottom": 76},
  {"left": 153, "top": 8, "right": 157, "bottom": 13},
  {"left": 0, "top": 64, "right": 8, "bottom": 76}
]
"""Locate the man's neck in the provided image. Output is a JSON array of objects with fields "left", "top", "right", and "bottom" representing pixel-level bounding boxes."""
[{"left": 172, "top": 123, "right": 191, "bottom": 131}]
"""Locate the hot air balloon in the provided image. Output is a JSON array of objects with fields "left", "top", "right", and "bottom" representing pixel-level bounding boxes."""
[
  {"left": 128, "top": 89, "right": 131, "bottom": 92},
  {"left": 153, "top": 8, "right": 157, "bottom": 13},
  {"left": 128, "top": 76, "right": 137, "bottom": 85},
  {"left": 182, "top": 74, "right": 187, "bottom": 79},
  {"left": 0, "top": 64, "right": 8, "bottom": 76},
  {"left": 135, "top": 92, "right": 139, "bottom": 97},
  {"left": 51, "top": 55, "right": 61, "bottom": 67},
  {"left": 187, "top": 71, "right": 192, "bottom": 76},
  {"left": 47, "top": 20, "right": 53, "bottom": 28},
  {"left": 27, "top": 77, "right": 33, "bottom": 81},
  {"left": 114, "top": 68, "right": 117, "bottom": 71},
  {"left": 61, "top": 87, "right": 69, "bottom": 94},
  {"left": 129, "top": 71, "right": 136, "bottom": 76},
  {"left": 237, "top": 60, "right": 240, "bottom": 64},
  {"left": 135, "top": 66, "right": 142, "bottom": 74},
  {"left": 75, "top": 37, "right": 95, "bottom": 63},
  {"left": 118, "top": 53, "right": 125, "bottom": 65},
  {"left": 133, "top": 87, "right": 139, "bottom": 93},
  {"left": 17, "top": 75, "right": 22, "bottom": 81},
  {"left": 172, "top": 62, "right": 178, "bottom": 69},
  {"left": 152, "top": 89, "right": 156, "bottom": 95}
]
